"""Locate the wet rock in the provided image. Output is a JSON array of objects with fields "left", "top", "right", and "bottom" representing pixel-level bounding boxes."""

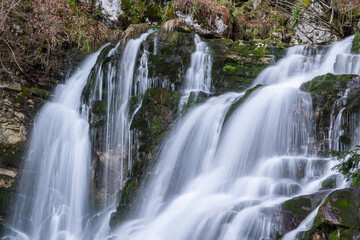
[
  {"left": 0, "top": 83, "right": 49, "bottom": 227},
  {"left": 146, "top": 31, "right": 194, "bottom": 89},
  {"left": 320, "top": 174, "right": 339, "bottom": 190},
  {"left": 273, "top": 182, "right": 301, "bottom": 196},
  {"left": 301, "top": 74, "right": 360, "bottom": 155},
  {"left": 280, "top": 191, "right": 330, "bottom": 232},
  {"left": 304, "top": 188, "right": 360, "bottom": 239},
  {"left": 110, "top": 87, "right": 181, "bottom": 227}
]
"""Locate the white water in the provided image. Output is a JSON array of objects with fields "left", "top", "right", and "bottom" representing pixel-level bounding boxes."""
[
  {"left": 4, "top": 33, "right": 360, "bottom": 240},
  {"left": 179, "top": 34, "right": 212, "bottom": 111},
  {"left": 3, "top": 46, "right": 106, "bottom": 240},
  {"left": 109, "top": 36, "right": 360, "bottom": 240},
  {"left": 85, "top": 31, "right": 152, "bottom": 208}
]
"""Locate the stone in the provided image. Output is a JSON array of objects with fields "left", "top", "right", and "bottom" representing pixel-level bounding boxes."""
[{"left": 291, "top": 2, "right": 338, "bottom": 44}]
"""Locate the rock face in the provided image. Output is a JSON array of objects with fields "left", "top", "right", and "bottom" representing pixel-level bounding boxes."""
[
  {"left": 0, "top": 83, "right": 50, "bottom": 230},
  {"left": 291, "top": 2, "right": 338, "bottom": 44},
  {"left": 300, "top": 73, "right": 360, "bottom": 155},
  {"left": 174, "top": 0, "right": 232, "bottom": 38},
  {"left": 110, "top": 87, "right": 181, "bottom": 226}
]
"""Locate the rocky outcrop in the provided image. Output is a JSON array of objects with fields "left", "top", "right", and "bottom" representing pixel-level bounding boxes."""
[
  {"left": 173, "top": 0, "right": 232, "bottom": 38},
  {"left": 147, "top": 25, "right": 288, "bottom": 94},
  {"left": 301, "top": 73, "right": 360, "bottom": 155},
  {"left": 110, "top": 87, "right": 181, "bottom": 226},
  {"left": 0, "top": 82, "right": 50, "bottom": 230},
  {"left": 291, "top": 2, "right": 338, "bottom": 44}
]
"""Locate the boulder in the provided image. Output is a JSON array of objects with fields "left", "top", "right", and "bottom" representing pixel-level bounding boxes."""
[{"left": 304, "top": 188, "right": 360, "bottom": 239}]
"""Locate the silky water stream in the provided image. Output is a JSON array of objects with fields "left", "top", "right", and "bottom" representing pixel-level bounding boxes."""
[{"left": 3, "top": 34, "right": 360, "bottom": 240}]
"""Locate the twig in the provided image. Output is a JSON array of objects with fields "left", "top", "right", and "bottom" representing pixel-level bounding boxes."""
[{"left": 1, "top": 37, "right": 25, "bottom": 74}]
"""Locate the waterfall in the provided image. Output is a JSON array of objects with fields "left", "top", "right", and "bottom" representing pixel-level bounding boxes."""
[
  {"left": 4, "top": 29, "right": 360, "bottom": 239},
  {"left": 179, "top": 34, "right": 212, "bottom": 111},
  {"left": 109, "top": 36, "right": 359, "bottom": 240},
  {"left": 85, "top": 31, "right": 152, "bottom": 208},
  {"left": 4, "top": 46, "right": 106, "bottom": 239}
]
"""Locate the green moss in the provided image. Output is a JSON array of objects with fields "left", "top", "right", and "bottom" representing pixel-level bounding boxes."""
[
  {"left": 111, "top": 87, "right": 181, "bottom": 227},
  {"left": 16, "top": 87, "right": 50, "bottom": 104},
  {"left": 313, "top": 189, "right": 358, "bottom": 232},
  {"left": 351, "top": 32, "right": 360, "bottom": 54},
  {"left": 282, "top": 196, "right": 312, "bottom": 222},
  {"left": 321, "top": 175, "right": 337, "bottom": 190},
  {"left": 129, "top": 94, "right": 142, "bottom": 115},
  {"left": 301, "top": 73, "right": 355, "bottom": 96},
  {"left": 121, "top": 0, "right": 162, "bottom": 26},
  {"left": 223, "top": 65, "right": 237, "bottom": 76},
  {"left": 69, "top": 0, "right": 77, "bottom": 10}
]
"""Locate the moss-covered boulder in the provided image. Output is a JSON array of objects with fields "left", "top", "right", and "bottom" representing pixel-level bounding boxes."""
[
  {"left": 207, "top": 39, "right": 288, "bottom": 94},
  {"left": 351, "top": 32, "right": 360, "bottom": 54},
  {"left": 304, "top": 188, "right": 360, "bottom": 240},
  {"left": 320, "top": 175, "right": 339, "bottom": 190},
  {"left": 110, "top": 87, "right": 180, "bottom": 227},
  {"left": 281, "top": 191, "right": 329, "bottom": 224},
  {"left": 301, "top": 73, "right": 360, "bottom": 155}
]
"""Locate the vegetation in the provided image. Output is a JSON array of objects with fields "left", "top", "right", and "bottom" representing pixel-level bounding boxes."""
[
  {"left": 331, "top": 145, "right": 360, "bottom": 186},
  {"left": 0, "top": 0, "right": 120, "bottom": 86},
  {"left": 268, "top": 0, "right": 360, "bottom": 38}
]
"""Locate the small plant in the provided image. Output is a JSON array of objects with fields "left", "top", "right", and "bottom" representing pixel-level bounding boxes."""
[
  {"left": 331, "top": 145, "right": 360, "bottom": 186},
  {"left": 291, "top": 8, "right": 299, "bottom": 26}
]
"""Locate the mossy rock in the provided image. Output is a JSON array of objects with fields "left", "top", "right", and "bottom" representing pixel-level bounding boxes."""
[
  {"left": 207, "top": 38, "right": 286, "bottom": 94},
  {"left": 300, "top": 73, "right": 355, "bottom": 97},
  {"left": 282, "top": 196, "right": 312, "bottom": 223},
  {"left": 305, "top": 188, "right": 360, "bottom": 239},
  {"left": 351, "top": 32, "right": 360, "bottom": 54},
  {"left": 15, "top": 87, "right": 50, "bottom": 105},
  {"left": 328, "top": 229, "right": 359, "bottom": 240},
  {"left": 301, "top": 73, "right": 360, "bottom": 155},
  {"left": 320, "top": 175, "right": 338, "bottom": 190},
  {"left": 146, "top": 31, "right": 193, "bottom": 88},
  {"left": 111, "top": 87, "right": 181, "bottom": 227},
  {"left": 281, "top": 191, "right": 329, "bottom": 228},
  {"left": 314, "top": 188, "right": 359, "bottom": 229}
]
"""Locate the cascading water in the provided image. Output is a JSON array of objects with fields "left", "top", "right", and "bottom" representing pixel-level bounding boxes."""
[
  {"left": 4, "top": 29, "right": 360, "bottom": 240},
  {"left": 109, "top": 36, "right": 360, "bottom": 240},
  {"left": 85, "top": 31, "right": 153, "bottom": 207},
  {"left": 179, "top": 34, "right": 212, "bottom": 111},
  {"left": 3, "top": 46, "right": 106, "bottom": 240}
]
